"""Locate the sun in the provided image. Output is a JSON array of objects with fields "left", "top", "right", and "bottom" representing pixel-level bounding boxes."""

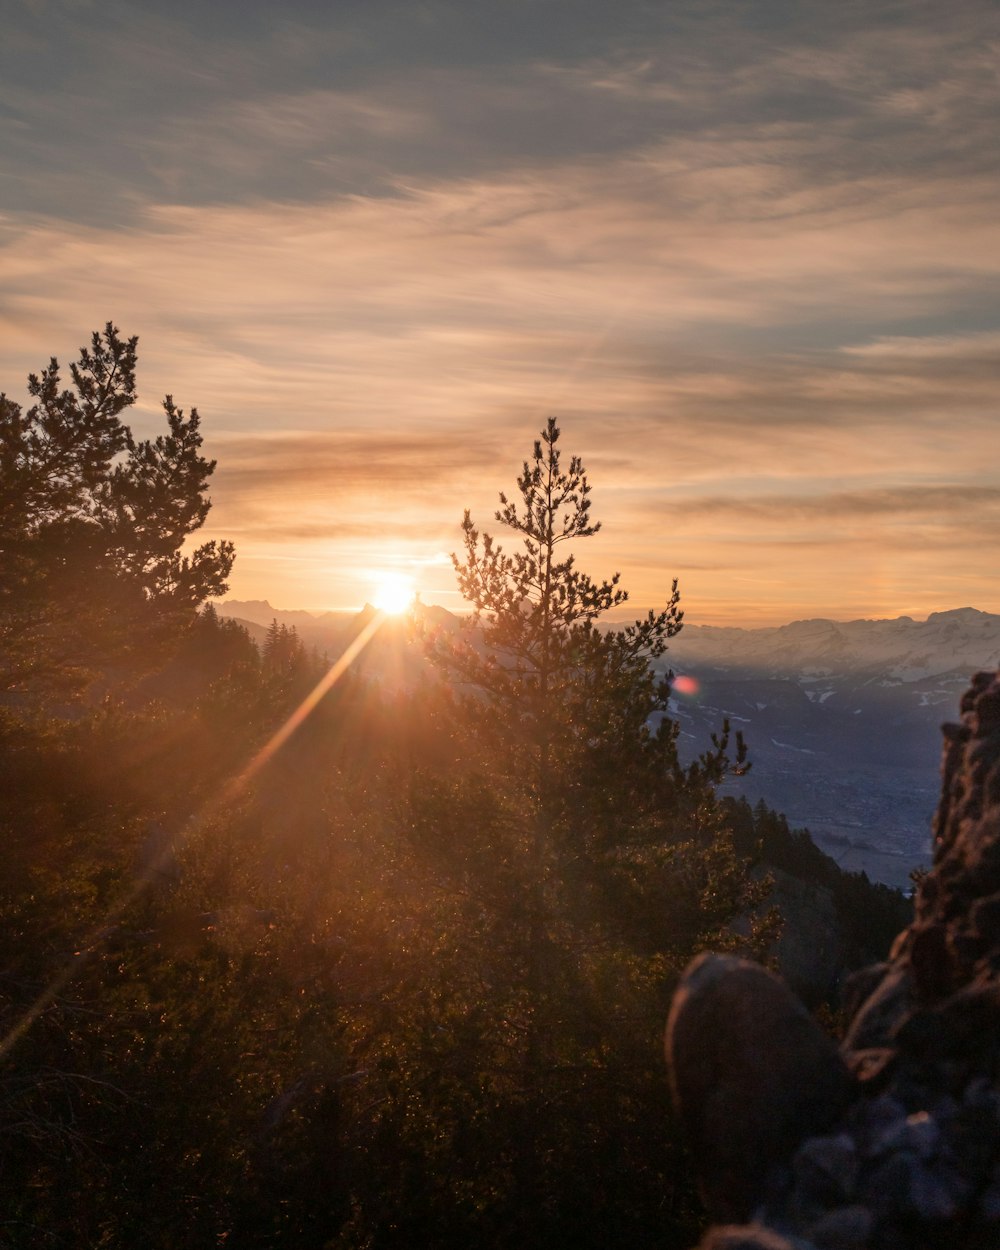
[{"left": 372, "top": 571, "right": 415, "bottom": 615}]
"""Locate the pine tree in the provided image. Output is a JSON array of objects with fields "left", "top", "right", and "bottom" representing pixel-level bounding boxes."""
[
  {"left": 446, "top": 417, "right": 680, "bottom": 775},
  {"left": 436, "top": 416, "right": 751, "bottom": 898},
  {"left": 0, "top": 324, "right": 234, "bottom": 693},
  {"left": 262, "top": 619, "right": 283, "bottom": 670},
  {"left": 410, "top": 419, "right": 771, "bottom": 1241}
]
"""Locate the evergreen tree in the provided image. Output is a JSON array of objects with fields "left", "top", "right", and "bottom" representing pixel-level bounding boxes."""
[
  {"left": 0, "top": 323, "right": 234, "bottom": 693},
  {"left": 446, "top": 417, "right": 680, "bottom": 773},
  {"left": 400, "top": 419, "right": 773, "bottom": 1245},
  {"left": 435, "top": 417, "right": 757, "bottom": 941},
  {"left": 263, "top": 618, "right": 283, "bottom": 669}
]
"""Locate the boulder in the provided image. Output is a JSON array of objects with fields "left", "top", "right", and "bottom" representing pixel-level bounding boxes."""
[{"left": 666, "top": 952, "right": 852, "bottom": 1221}]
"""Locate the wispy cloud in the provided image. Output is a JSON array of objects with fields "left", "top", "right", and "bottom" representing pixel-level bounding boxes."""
[{"left": 2, "top": 0, "right": 998, "bottom": 623}]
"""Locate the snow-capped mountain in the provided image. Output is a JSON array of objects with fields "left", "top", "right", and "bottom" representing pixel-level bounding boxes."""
[
  {"left": 659, "top": 608, "right": 1000, "bottom": 890},
  {"left": 667, "top": 607, "right": 1000, "bottom": 683}
]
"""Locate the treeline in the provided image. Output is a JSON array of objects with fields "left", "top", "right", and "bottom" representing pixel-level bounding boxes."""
[{"left": 0, "top": 329, "right": 906, "bottom": 1248}]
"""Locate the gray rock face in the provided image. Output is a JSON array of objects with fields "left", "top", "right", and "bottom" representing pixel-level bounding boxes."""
[{"left": 668, "top": 669, "right": 1000, "bottom": 1250}]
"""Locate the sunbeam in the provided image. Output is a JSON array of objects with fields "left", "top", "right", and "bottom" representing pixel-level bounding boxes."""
[{"left": 0, "top": 610, "right": 386, "bottom": 1063}]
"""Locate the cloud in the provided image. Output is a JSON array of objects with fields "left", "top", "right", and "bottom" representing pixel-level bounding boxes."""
[
  {"left": 7, "top": 0, "right": 1000, "bottom": 226},
  {"left": 214, "top": 428, "right": 511, "bottom": 490},
  {"left": 1, "top": 173, "right": 997, "bottom": 624},
  {"left": 641, "top": 483, "right": 1000, "bottom": 527},
  {"left": 209, "top": 427, "right": 515, "bottom": 540},
  {"left": 3, "top": 0, "right": 999, "bottom": 622}
]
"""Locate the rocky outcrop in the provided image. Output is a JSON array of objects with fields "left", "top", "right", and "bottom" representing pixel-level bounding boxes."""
[
  {"left": 667, "top": 953, "right": 853, "bottom": 1223},
  {"left": 666, "top": 669, "right": 1000, "bottom": 1249}
]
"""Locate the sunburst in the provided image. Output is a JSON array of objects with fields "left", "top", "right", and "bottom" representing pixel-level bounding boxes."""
[{"left": 372, "top": 571, "right": 415, "bottom": 615}]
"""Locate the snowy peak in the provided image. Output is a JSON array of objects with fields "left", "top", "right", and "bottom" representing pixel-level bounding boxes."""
[
  {"left": 663, "top": 608, "right": 1000, "bottom": 890},
  {"left": 670, "top": 608, "right": 1000, "bottom": 683},
  {"left": 925, "top": 606, "right": 990, "bottom": 623}
]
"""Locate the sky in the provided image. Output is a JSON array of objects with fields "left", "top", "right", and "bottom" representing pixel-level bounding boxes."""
[{"left": 2, "top": 0, "right": 999, "bottom": 627}]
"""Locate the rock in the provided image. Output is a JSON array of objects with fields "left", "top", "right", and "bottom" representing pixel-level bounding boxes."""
[
  {"left": 840, "top": 966, "right": 913, "bottom": 1054},
  {"left": 807, "top": 1205, "right": 873, "bottom": 1249},
  {"left": 970, "top": 891, "right": 1000, "bottom": 944},
  {"left": 840, "top": 963, "right": 890, "bottom": 1022},
  {"left": 666, "top": 953, "right": 853, "bottom": 1222},
  {"left": 978, "top": 1163, "right": 1000, "bottom": 1219},
  {"left": 860, "top": 1151, "right": 921, "bottom": 1219},
  {"left": 894, "top": 979, "right": 1000, "bottom": 1065},
  {"left": 698, "top": 1225, "right": 800, "bottom": 1250},
  {"left": 868, "top": 1111, "right": 939, "bottom": 1161},
  {"left": 853, "top": 1092, "right": 907, "bottom": 1156},
  {"left": 908, "top": 923, "right": 954, "bottom": 1000},
  {"left": 842, "top": 1048, "right": 895, "bottom": 1085},
  {"left": 907, "top": 1162, "right": 968, "bottom": 1222},
  {"left": 946, "top": 1098, "right": 1000, "bottom": 1186}
]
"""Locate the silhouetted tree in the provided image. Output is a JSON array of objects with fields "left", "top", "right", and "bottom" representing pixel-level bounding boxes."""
[
  {"left": 262, "top": 620, "right": 309, "bottom": 676},
  {"left": 397, "top": 419, "right": 772, "bottom": 1246},
  {"left": 0, "top": 323, "right": 234, "bottom": 693},
  {"left": 434, "top": 417, "right": 758, "bottom": 947}
]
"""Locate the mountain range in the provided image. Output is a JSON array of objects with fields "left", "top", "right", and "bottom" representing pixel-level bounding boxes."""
[
  {"left": 666, "top": 607, "right": 1000, "bottom": 683},
  {"left": 216, "top": 597, "right": 457, "bottom": 652}
]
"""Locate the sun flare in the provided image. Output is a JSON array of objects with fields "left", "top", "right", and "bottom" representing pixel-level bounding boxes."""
[{"left": 372, "top": 571, "right": 415, "bottom": 615}]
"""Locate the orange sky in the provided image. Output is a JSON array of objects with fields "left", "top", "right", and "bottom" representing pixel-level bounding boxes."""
[{"left": 3, "top": 1, "right": 999, "bottom": 627}]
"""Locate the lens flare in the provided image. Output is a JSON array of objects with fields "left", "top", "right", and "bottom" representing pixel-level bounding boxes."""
[{"left": 673, "top": 674, "right": 700, "bottom": 697}]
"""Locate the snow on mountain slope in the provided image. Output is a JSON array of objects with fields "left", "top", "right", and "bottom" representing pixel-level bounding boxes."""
[{"left": 668, "top": 607, "right": 1000, "bottom": 683}]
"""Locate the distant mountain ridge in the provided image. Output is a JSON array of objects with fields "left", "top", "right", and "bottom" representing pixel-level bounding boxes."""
[
  {"left": 215, "top": 597, "right": 458, "bottom": 657},
  {"left": 669, "top": 607, "right": 1000, "bottom": 683},
  {"left": 216, "top": 599, "right": 357, "bottom": 650},
  {"left": 217, "top": 598, "right": 357, "bottom": 625},
  {"left": 220, "top": 600, "right": 1000, "bottom": 685}
]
